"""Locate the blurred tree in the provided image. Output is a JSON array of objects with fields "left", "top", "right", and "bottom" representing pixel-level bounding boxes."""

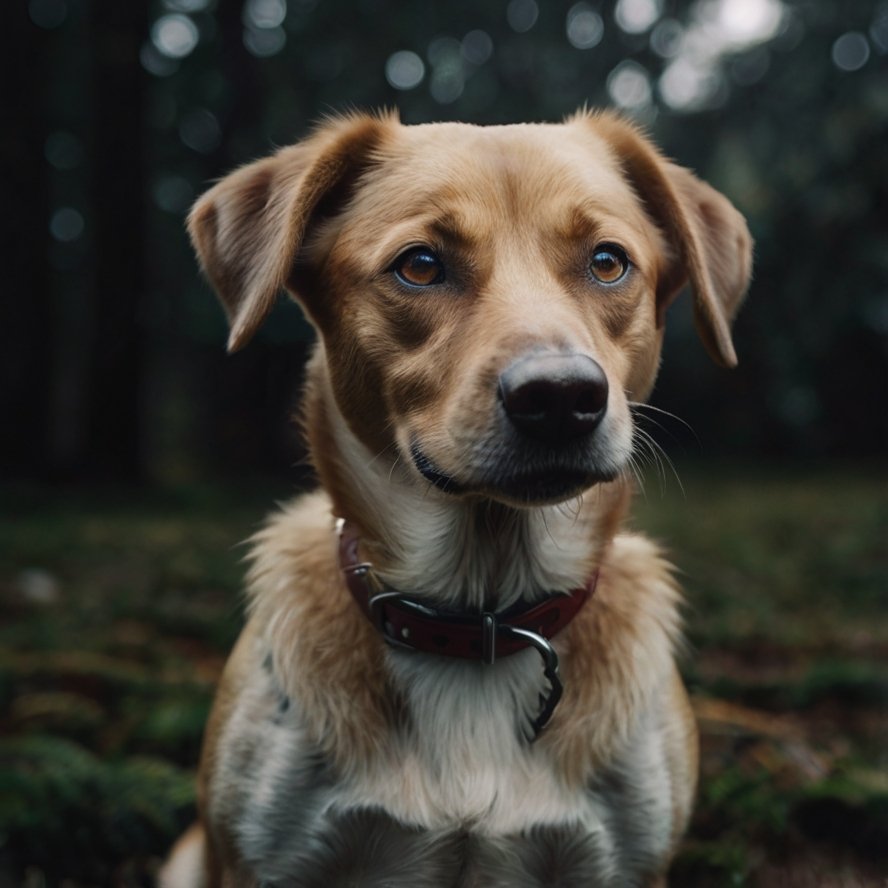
[
  {"left": 1, "top": 5, "right": 54, "bottom": 478},
  {"left": 86, "top": 0, "right": 150, "bottom": 478}
]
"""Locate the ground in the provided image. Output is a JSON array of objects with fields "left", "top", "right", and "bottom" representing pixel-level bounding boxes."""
[{"left": 1, "top": 466, "right": 885, "bottom": 886}]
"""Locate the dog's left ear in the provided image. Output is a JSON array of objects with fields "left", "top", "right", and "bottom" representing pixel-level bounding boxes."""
[
  {"left": 188, "top": 113, "right": 389, "bottom": 352},
  {"left": 587, "top": 114, "right": 753, "bottom": 368}
]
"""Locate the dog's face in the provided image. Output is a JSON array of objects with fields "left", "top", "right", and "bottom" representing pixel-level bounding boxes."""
[{"left": 189, "top": 112, "right": 751, "bottom": 507}]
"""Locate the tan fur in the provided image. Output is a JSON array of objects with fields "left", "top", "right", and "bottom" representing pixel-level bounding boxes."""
[
  {"left": 164, "top": 110, "right": 751, "bottom": 886},
  {"left": 158, "top": 823, "right": 207, "bottom": 888},
  {"left": 245, "top": 491, "right": 394, "bottom": 772},
  {"left": 547, "top": 532, "right": 685, "bottom": 785}
]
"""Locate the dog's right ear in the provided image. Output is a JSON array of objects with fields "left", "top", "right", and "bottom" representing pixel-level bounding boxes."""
[{"left": 188, "top": 114, "right": 389, "bottom": 352}]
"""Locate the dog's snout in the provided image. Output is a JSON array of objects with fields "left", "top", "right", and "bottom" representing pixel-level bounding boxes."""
[{"left": 498, "top": 353, "right": 609, "bottom": 444}]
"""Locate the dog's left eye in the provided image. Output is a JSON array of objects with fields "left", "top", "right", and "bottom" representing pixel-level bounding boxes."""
[
  {"left": 589, "top": 244, "right": 629, "bottom": 284},
  {"left": 393, "top": 248, "right": 445, "bottom": 288}
]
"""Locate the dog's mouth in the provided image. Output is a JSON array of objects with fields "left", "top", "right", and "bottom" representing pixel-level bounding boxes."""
[
  {"left": 410, "top": 442, "right": 465, "bottom": 495},
  {"left": 409, "top": 440, "right": 616, "bottom": 505}
]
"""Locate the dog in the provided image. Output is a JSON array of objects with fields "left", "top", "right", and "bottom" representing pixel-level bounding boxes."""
[{"left": 161, "top": 109, "right": 752, "bottom": 887}]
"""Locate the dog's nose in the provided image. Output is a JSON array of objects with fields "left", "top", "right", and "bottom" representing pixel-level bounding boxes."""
[{"left": 499, "top": 353, "right": 609, "bottom": 443}]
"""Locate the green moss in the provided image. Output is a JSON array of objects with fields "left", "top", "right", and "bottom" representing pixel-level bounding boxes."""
[
  {"left": 794, "top": 660, "right": 888, "bottom": 708},
  {"left": 672, "top": 840, "right": 750, "bottom": 887},
  {"left": 0, "top": 735, "right": 195, "bottom": 881},
  {"left": 699, "top": 765, "right": 792, "bottom": 834}
]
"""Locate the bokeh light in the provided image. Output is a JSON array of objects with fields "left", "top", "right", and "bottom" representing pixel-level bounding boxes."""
[
  {"left": 710, "top": 0, "right": 783, "bottom": 49},
  {"left": 461, "top": 30, "right": 494, "bottom": 66},
  {"left": 151, "top": 14, "right": 200, "bottom": 59},
  {"left": 50, "top": 208, "right": 84, "bottom": 243},
  {"left": 614, "top": 0, "right": 661, "bottom": 35},
  {"left": 162, "top": 0, "right": 211, "bottom": 11},
  {"left": 430, "top": 65, "right": 465, "bottom": 104},
  {"left": 831, "top": 32, "right": 870, "bottom": 71},
  {"left": 650, "top": 19, "right": 684, "bottom": 58},
  {"left": 871, "top": 3, "right": 888, "bottom": 53},
  {"left": 607, "top": 60, "right": 652, "bottom": 110},
  {"left": 427, "top": 36, "right": 465, "bottom": 104},
  {"left": 152, "top": 175, "right": 195, "bottom": 214},
  {"left": 243, "top": 0, "right": 287, "bottom": 30},
  {"left": 659, "top": 57, "right": 720, "bottom": 110},
  {"left": 428, "top": 36, "right": 463, "bottom": 68},
  {"left": 506, "top": 0, "right": 539, "bottom": 34},
  {"left": 385, "top": 51, "right": 425, "bottom": 90},
  {"left": 566, "top": 4, "right": 604, "bottom": 50}
]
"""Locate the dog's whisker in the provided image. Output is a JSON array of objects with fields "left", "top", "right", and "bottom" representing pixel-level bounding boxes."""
[
  {"left": 629, "top": 401, "right": 700, "bottom": 448},
  {"left": 538, "top": 508, "right": 560, "bottom": 551},
  {"left": 625, "top": 454, "right": 647, "bottom": 499},
  {"left": 639, "top": 426, "right": 684, "bottom": 498},
  {"left": 632, "top": 425, "right": 685, "bottom": 499},
  {"left": 555, "top": 495, "right": 583, "bottom": 525},
  {"left": 634, "top": 428, "right": 666, "bottom": 492},
  {"left": 635, "top": 430, "right": 669, "bottom": 496},
  {"left": 628, "top": 400, "right": 694, "bottom": 429},
  {"left": 366, "top": 427, "right": 400, "bottom": 469},
  {"left": 386, "top": 450, "right": 404, "bottom": 485}
]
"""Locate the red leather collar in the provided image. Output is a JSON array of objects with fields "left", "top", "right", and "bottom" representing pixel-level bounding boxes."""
[{"left": 337, "top": 518, "right": 597, "bottom": 664}]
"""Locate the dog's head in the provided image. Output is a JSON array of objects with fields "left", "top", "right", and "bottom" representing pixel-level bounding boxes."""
[{"left": 189, "top": 111, "right": 751, "bottom": 507}]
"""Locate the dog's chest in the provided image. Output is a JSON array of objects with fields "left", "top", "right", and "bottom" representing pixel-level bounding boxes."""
[
  {"left": 212, "top": 646, "right": 673, "bottom": 887},
  {"left": 241, "top": 807, "right": 640, "bottom": 888}
]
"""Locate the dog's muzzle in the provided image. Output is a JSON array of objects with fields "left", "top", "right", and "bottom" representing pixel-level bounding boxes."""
[{"left": 410, "top": 351, "right": 618, "bottom": 505}]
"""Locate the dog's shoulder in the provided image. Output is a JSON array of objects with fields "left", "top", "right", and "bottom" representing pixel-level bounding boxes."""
[
  {"left": 601, "top": 530, "right": 682, "bottom": 630},
  {"left": 246, "top": 489, "right": 337, "bottom": 591},
  {"left": 548, "top": 530, "right": 684, "bottom": 780},
  {"left": 240, "top": 489, "right": 394, "bottom": 764}
]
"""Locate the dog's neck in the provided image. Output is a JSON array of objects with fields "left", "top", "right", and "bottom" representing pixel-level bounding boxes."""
[{"left": 305, "top": 364, "right": 628, "bottom": 612}]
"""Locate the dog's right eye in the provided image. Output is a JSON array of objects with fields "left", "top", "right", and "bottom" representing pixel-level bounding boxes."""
[
  {"left": 589, "top": 244, "right": 629, "bottom": 285},
  {"left": 393, "top": 248, "right": 445, "bottom": 288}
]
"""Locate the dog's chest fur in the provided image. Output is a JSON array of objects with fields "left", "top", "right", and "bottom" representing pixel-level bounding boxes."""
[
  {"left": 206, "top": 493, "right": 682, "bottom": 887},
  {"left": 213, "top": 637, "right": 674, "bottom": 887}
]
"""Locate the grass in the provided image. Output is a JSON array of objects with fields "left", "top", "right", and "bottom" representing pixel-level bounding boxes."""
[
  {"left": 635, "top": 465, "right": 888, "bottom": 886},
  {"left": 0, "top": 466, "right": 885, "bottom": 885}
]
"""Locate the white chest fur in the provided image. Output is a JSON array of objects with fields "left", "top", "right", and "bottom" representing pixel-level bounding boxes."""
[
  {"left": 340, "top": 648, "right": 604, "bottom": 835},
  {"left": 211, "top": 633, "right": 675, "bottom": 886}
]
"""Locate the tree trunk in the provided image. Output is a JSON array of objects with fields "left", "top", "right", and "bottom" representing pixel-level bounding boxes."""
[
  {"left": 0, "top": 6, "right": 53, "bottom": 479},
  {"left": 84, "top": 0, "right": 149, "bottom": 479}
]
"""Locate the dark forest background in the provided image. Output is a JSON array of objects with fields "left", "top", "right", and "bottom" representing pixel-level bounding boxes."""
[
  {"left": 2, "top": 1, "right": 887, "bottom": 885},
  {"left": 4, "top": 0, "right": 887, "bottom": 485}
]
